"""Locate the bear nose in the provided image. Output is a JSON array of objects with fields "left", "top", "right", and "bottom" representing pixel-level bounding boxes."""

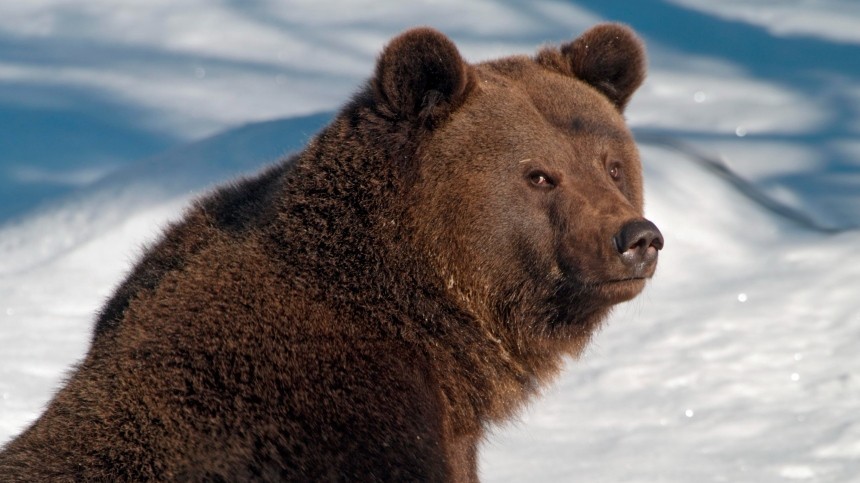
[{"left": 613, "top": 219, "right": 664, "bottom": 272}]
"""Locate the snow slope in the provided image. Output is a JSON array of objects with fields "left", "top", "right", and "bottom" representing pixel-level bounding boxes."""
[{"left": 2, "top": 1, "right": 859, "bottom": 481}]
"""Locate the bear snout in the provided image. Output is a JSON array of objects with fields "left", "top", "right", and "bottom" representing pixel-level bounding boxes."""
[{"left": 612, "top": 219, "right": 664, "bottom": 277}]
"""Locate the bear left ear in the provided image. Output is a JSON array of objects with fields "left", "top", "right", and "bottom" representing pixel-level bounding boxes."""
[
  {"left": 373, "top": 27, "right": 473, "bottom": 125},
  {"left": 543, "top": 23, "right": 646, "bottom": 112}
]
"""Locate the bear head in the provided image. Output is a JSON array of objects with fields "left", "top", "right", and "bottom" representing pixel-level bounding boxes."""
[{"left": 372, "top": 24, "right": 662, "bottom": 350}]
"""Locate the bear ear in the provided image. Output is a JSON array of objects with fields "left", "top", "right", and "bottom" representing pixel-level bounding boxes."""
[
  {"left": 373, "top": 27, "right": 473, "bottom": 125},
  {"left": 552, "top": 23, "right": 646, "bottom": 112}
]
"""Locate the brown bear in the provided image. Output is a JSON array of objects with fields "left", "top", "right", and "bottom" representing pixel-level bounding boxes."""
[{"left": 0, "top": 23, "right": 662, "bottom": 482}]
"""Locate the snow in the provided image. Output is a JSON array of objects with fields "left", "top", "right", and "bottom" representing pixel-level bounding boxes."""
[
  {"left": 1, "top": 1, "right": 859, "bottom": 481},
  {"left": 666, "top": 0, "right": 860, "bottom": 45}
]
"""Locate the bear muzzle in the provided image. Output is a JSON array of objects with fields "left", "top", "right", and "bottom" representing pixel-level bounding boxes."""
[{"left": 612, "top": 219, "right": 664, "bottom": 279}]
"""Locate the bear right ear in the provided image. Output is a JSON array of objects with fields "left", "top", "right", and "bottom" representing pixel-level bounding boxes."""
[
  {"left": 539, "top": 23, "right": 645, "bottom": 112},
  {"left": 373, "top": 28, "right": 473, "bottom": 125}
]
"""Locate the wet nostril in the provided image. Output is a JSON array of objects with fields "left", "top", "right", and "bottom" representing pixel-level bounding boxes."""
[{"left": 629, "top": 239, "right": 648, "bottom": 254}]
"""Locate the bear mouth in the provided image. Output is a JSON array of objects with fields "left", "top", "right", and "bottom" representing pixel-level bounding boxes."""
[
  {"left": 600, "top": 276, "right": 648, "bottom": 284},
  {"left": 592, "top": 277, "right": 648, "bottom": 303}
]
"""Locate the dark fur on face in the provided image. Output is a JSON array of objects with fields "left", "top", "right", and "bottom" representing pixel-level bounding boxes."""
[{"left": 0, "top": 24, "right": 655, "bottom": 482}]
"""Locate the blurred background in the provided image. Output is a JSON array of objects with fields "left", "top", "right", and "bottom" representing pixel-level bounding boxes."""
[{"left": 1, "top": 1, "right": 858, "bottom": 481}]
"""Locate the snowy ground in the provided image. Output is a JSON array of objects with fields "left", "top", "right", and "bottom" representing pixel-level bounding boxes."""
[{"left": 1, "top": 1, "right": 859, "bottom": 481}]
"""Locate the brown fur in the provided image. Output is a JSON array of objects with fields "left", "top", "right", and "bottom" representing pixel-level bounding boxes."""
[{"left": 0, "top": 24, "right": 657, "bottom": 482}]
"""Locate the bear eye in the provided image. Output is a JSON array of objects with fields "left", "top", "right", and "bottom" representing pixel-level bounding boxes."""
[
  {"left": 527, "top": 171, "right": 555, "bottom": 189},
  {"left": 608, "top": 161, "right": 622, "bottom": 181}
]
